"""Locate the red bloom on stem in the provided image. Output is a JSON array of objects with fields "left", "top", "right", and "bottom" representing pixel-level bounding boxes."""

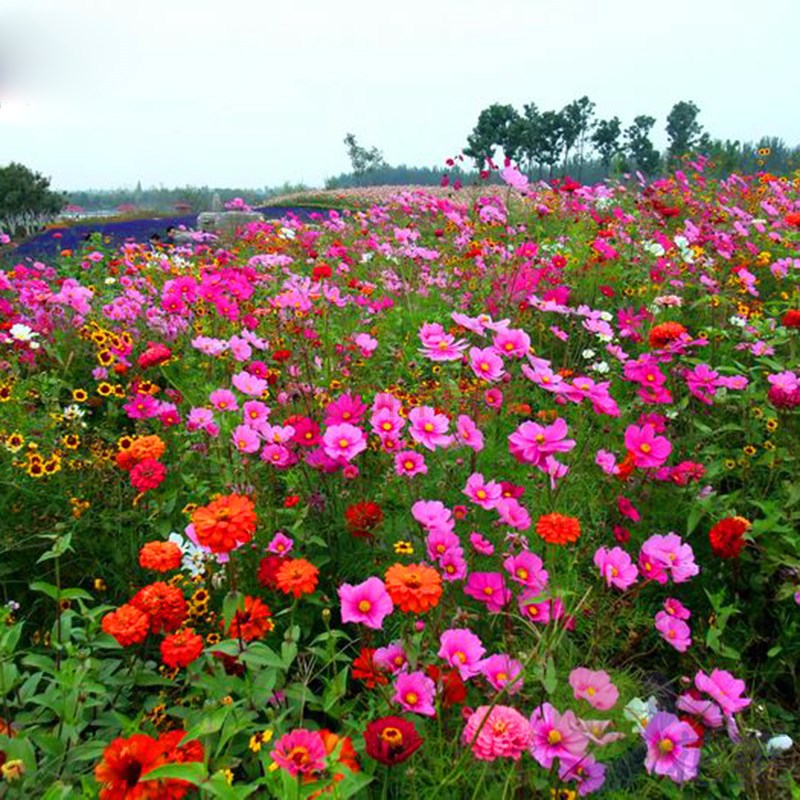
[
  {"left": 257, "top": 555, "right": 286, "bottom": 590},
  {"left": 648, "top": 321, "right": 687, "bottom": 349},
  {"left": 364, "top": 716, "right": 423, "bottom": 765},
  {"left": 782, "top": 309, "right": 800, "bottom": 328},
  {"left": 191, "top": 493, "right": 256, "bottom": 554},
  {"left": 161, "top": 627, "right": 204, "bottom": 669},
  {"left": 708, "top": 516, "right": 750, "bottom": 559},
  {"left": 138, "top": 541, "right": 182, "bottom": 572},
  {"left": 129, "top": 458, "right": 167, "bottom": 493},
  {"left": 101, "top": 604, "right": 151, "bottom": 647},
  {"left": 130, "top": 582, "right": 187, "bottom": 634},
  {"left": 345, "top": 501, "right": 384, "bottom": 539},
  {"left": 425, "top": 665, "right": 467, "bottom": 708},
  {"left": 225, "top": 595, "right": 274, "bottom": 642},
  {"left": 352, "top": 648, "right": 389, "bottom": 689}
]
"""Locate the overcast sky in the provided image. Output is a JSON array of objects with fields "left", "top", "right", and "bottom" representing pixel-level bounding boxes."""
[{"left": 1, "top": 0, "right": 798, "bottom": 191}]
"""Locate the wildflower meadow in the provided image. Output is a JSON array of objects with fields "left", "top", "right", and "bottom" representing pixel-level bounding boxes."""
[{"left": 1, "top": 159, "right": 800, "bottom": 798}]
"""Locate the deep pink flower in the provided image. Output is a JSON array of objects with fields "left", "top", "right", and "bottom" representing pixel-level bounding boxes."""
[
  {"left": 479, "top": 654, "right": 524, "bottom": 694},
  {"left": 462, "top": 705, "right": 532, "bottom": 762},
  {"left": 267, "top": 532, "right": 293, "bottom": 556},
  {"left": 694, "top": 669, "right": 751, "bottom": 716},
  {"left": 646, "top": 533, "right": 699, "bottom": 583},
  {"left": 324, "top": 393, "right": 367, "bottom": 426},
  {"left": 393, "top": 670, "right": 436, "bottom": 717},
  {"left": 569, "top": 668, "right": 619, "bottom": 711},
  {"left": 440, "top": 547, "right": 468, "bottom": 581},
  {"left": 643, "top": 712, "right": 700, "bottom": 783},
  {"left": 455, "top": 414, "right": 484, "bottom": 451},
  {"left": 339, "top": 577, "right": 394, "bottom": 629},
  {"left": 529, "top": 703, "right": 588, "bottom": 768},
  {"left": 463, "top": 472, "right": 502, "bottom": 510},
  {"left": 270, "top": 729, "right": 327, "bottom": 777},
  {"left": 624, "top": 424, "right": 671, "bottom": 468},
  {"left": 663, "top": 597, "right": 691, "bottom": 620},
  {"left": 438, "top": 628, "right": 485, "bottom": 679},
  {"left": 408, "top": 406, "right": 453, "bottom": 451},
  {"left": 492, "top": 327, "right": 530, "bottom": 358},
  {"left": 373, "top": 641, "right": 407, "bottom": 675},
  {"left": 676, "top": 693, "right": 724, "bottom": 728},
  {"left": 322, "top": 423, "right": 367, "bottom": 462},
  {"left": 559, "top": 754, "right": 607, "bottom": 795},
  {"left": 508, "top": 418, "right": 575, "bottom": 467},
  {"left": 655, "top": 611, "right": 692, "bottom": 652},
  {"left": 469, "top": 532, "right": 494, "bottom": 556},
  {"left": 593, "top": 546, "right": 638, "bottom": 590},
  {"left": 469, "top": 346, "right": 505, "bottom": 382},
  {"left": 503, "top": 551, "right": 548, "bottom": 592},
  {"left": 394, "top": 449, "right": 427, "bottom": 477},
  {"left": 464, "top": 572, "right": 511, "bottom": 613}
]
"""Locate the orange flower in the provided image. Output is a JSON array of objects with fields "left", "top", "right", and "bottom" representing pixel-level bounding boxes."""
[
  {"left": 384, "top": 563, "right": 442, "bottom": 613},
  {"left": 535, "top": 513, "right": 581, "bottom": 546},
  {"left": 101, "top": 603, "right": 151, "bottom": 646},
  {"left": 648, "top": 322, "right": 687, "bottom": 349},
  {"left": 129, "top": 434, "right": 166, "bottom": 463},
  {"left": 225, "top": 596, "right": 274, "bottom": 642},
  {"left": 161, "top": 627, "right": 204, "bottom": 669},
  {"left": 139, "top": 541, "right": 183, "bottom": 572},
  {"left": 130, "top": 582, "right": 187, "bottom": 634},
  {"left": 191, "top": 493, "right": 257, "bottom": 554},
  {"left": 275, "top": 558, "right": 320, "bottom": 598}
]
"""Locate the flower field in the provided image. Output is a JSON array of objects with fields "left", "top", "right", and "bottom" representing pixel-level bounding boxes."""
[{"left": 1, "top": 161, "right": 799, "bottom": 798}]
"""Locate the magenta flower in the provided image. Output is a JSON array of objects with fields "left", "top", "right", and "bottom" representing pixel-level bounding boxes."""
[
  {"left": 593, "top": 546, "right": 638, "bottom": 590},
  {"left": 469, "top": 532, "right": 494, "bottom": 556},
  {"left": 508, "top": 418, "right": 575, "bottom": 467},
  {"left": 209, "top": 389, "right": 238, "bottom": 412},
  {"left": 464, "top": 572, "right": 511, "bottom": 613},
  {"left": 408, "top": 406, "right": 452, "bottom": 451},
  {"left": 469, "top": 346, "right": 505, "bottom": 382},
  {"left": 559, "top": 754, "right": 607, "bottom": 795},
  {"left": 643, "top": 712, "right": 700, "bottom": 783},
  {"left": 322, "top": 422, "right": 367, "bottom": 462},
  {"left": 270, "top": 729, "right": 327, "bottom": 777},
  {"left": 663, "top": 597, "right": 691, "bottom": 620},
  {"left": 624, "top": 424, "right": 671, "bottom": 468},
  {"left": 617, "top": 495, "right": 641, "bottom": 522},
  {"left": 655, "top": 611, "right": 692, "bottom": 652},
  {"left": 393, "top": 670, "right": 436, "bottom": 717},
  {"left": 371, "top": 407, "right": 405, "bottom": 439},
  {"left": 440, "top": 547, "right": 468, "bottom": 581},
  {"left": 685, "top": 362, "right": 720, "bottom": 404},
  {"left": 425, "top": 528, "right": 460, "bottom": 562},
  {"left": 492, "top": 327, "right": 530, "bottom": 358},
  {"left": 479, "top": 654, "right": 524, "bottom": 695},
  {"left": 676, "top": 693, "right": 724, "bottom": 728},
  {"left": 529, "top": 703, "right": 588, "bottom": 768},
  {"left": 438, "top": 628, "right": 485, "bottom": 679},
  {"left": 231, "top": 424, "right": 261, "bottom": 454},
  {"left": 338, "top": 577, "right": 394, "bottom": 629},
  {"left": 484, "top": 388, "right": 504, "bottom": 408},
  {"left": 412, "top": 499, "right": 454, "bottom": 535},
  {"left": 638, "top": 540, "right": 669, "bottom": 584},
  {"left": 455, "top": 414, "right": 485, "bottom": 451},
  {"left": 463, "top": 472, "right": 502, "bottom": 510},
  {"left": 694, "top": 669, "right": 751, "bottom": 716},
  {"left": 394, "top": 450, "right": 427, "bottom": 478},
  {"left": 373, "top": 641, "right": 407, "bottom": 674},
  {"left": 124, "top": 393, "right": 161, "bottom": 420},
  {"left": 495, "top": 497, "right": 532, "bottom": 530},
  {"left": 569, "top": 668, "right": 619, "bottom": 711},
  {"left": 267, "top": 532, "right": 293, "bottom": 556},
  {"left": 260, "top": 443, "right": 294, "bottom": 468},
  {"left": 324, "top": 393, "right": 367, "bottom": 426},
  {"left": 646, "top": 533, "right": 699, "bottom": 583},
  {"left": 462, "top": 705, "right": 532, "bottom": 762},
  {"left": 503, "top": 551, "right": 548, "bottom": 592}
]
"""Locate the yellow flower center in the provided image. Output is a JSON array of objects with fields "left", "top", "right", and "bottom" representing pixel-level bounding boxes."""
[
  {"left": 548, "top": 730, "right": 562, "bottom": 745},
  {"left": 358, "top": 600, "right": 372, "bottom": 613}
]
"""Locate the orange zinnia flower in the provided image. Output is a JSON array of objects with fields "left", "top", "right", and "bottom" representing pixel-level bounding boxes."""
[
  {"left": 648, "top": 322, "right": 687, "bottom": 349},
  {"left": 384, "top": 563, "right": 442, "bottom": 613},
  {"left": 101, "top": 603, "right": 151, "bottom": 647},
  {"left": 139, "top": 541, "right": 183, "bottom": 572},
  {"left": 129, "top": 434, "right": 166, "bottom": 463},
  {"left": 130, "top": 582, "right": 188, "bottom": 634},
  {"left": 225, "top": 596, "right": 274, "bottom": 642},
  {"left": 535, "top": 513, "right": 581, "bottom": 546},
  {"left": 275, "top": 558, "right": 319, "bottom": 598},
  {"left": 191, "top": 493, "right": 257, "bottom": 554}
]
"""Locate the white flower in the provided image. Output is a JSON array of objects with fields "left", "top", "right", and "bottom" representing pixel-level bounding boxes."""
[
  {"left": 591, "top": 361, "right": 610, "bottom": 374},
  {"left": 643, "top": 241, "right": 665, "bottom": 257},
  {"left": 62, "top": 404, "right": 86, "bottom": 421},
  {"left": 9, "top": 323, "right": 37, "bottom": 342},
  {"left": 104, "top": 277, "right": 116, "bottom": 285},
  {"left": 168, "top": 532, "right": 208, "bottom": 578},
  {"left": 581, "top": 349, "right": 596, "bottom": 360},
  {"left": 674, "top": 235, "right": 688, "bottom": 249},
  {"left": 765, "top": 734, "right": 793, "bottom": 756},
  {"left": 599, "top": 311, "right": 613, "bottom": 322},
  {"left": 623, "top": 696, "right": 659, "bottom": 733},
  {"left": 729, "top": 316, "right": 747, "bottom": 328},
  {"left": 279, "top": 227, "right": 296, "bottom": 240}
]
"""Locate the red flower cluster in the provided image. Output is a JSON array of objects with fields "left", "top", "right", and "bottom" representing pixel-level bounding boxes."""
[
  {"left": 161, "top": 627, "right": 204, "bottom": 669},
  {"left": 95, "top": 730, "right": 203, "bottom": 800},
  {"left": 116, "top": 435, "right": 168, "bottom": 494},
  {"left": 130, "top": 582, "right": 188, "bottom": 634},
  {"left": 344, "top": 501, "right": 384, "bottom": 539},
  {"left": 352, "top": 648, "right": 389, "bottom": 689},
  {"left": 138, "top": 541, "right": 183, "bottom": 572},
  {"left": 225, "top": 595, "right": 274, "bottom": 642},
  {"left": 137, "top": 341, "right": 172, "bottom": 369},
  {"left": 782, "top": 309, "right": 800, "bottom": 328},
  {"left": 708, "top": 516, "right": 751, "bottom": 559}
]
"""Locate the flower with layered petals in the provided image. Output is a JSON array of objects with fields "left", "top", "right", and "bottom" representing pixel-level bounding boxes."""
[
  {"left": 462, "top": 705, "right": 532, "bottom": 762},
  {"left": 384, "top": 563, "right": 443, "bottom": 613}
]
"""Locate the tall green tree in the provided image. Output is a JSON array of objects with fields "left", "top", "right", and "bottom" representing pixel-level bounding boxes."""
[
  {"left": 561, "top": 96, "right": 596, "bottom": 176},
  {"left": 0, "top": 162, "right": 64, "bottom": 236},
  {"left": 535, "top": 110, "right": 566, "bottom": 178},
  {"left": 592, "top": 117, "right": 622, "bottom": 171},
  {"left": 463, "top": 104, "right": 521, "bottom": 168},
  {"left": 625, "top": 115, "right": 661, "bottom": 176},
  {"left": 666, "top": 101, "right": 704, "bottom": 165},
  {"left": 343, "top": 133, "right": 387, "bottom": 186}
]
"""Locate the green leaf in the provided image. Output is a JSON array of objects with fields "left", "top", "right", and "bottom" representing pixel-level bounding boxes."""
[
  {"left": 142, "top": 761, "right": 206, "bottom": 784},
  {"left": 30, "top": 581, "right": 59, "bottom": 600},
  {"left": 222, "top": 591, "right": 244, "bottom": 630},
  {"left": 203, "top": 772, "right": 259, "bottom": 798}
]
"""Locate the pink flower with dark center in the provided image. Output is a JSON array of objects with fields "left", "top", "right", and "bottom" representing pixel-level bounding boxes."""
[
  {"left": 643, "top": 712, "right": 700, "bottom": 783},
  {"left": 322, "top": 423, "right": 367, "bottom": 462},
  {"left": 529, "top": 703, "right": 588, "bottom": 768},
  {"left": 593, "top": 546, "right": 638, "bottom": 591},
  {"left": 463, "top": 472, "right": 502, "bottom": 510},
  {"left": 479, "top": 654, "right": 524, "bottom": 694},
  {"left": 394, "top": 449, "right": 427, "bottom": 477},
  {"left": 469, "top": 346, "right": 505, "bottom": 382},
  {"left": 393, "top": 671, "right": 436, "bottom": 717},
  {"left": 464, "top": 572, "right": 511, "bottom": 613},
  {"left": 338, "top": 577, "right": 394, "bottom": 630},
  {"left": 569, "top": 668, "right": 619, "bottom": 711},
  {"left": 624, "top": 424, "right": 671, "bottom": 469},
  {"left": 462, "top": 705, "right": 532, "bottom": 762},
  {"left": 655, "top": 611, "right": 692, "bottom": 652},
  {"left": 503, "top": 551, "right": 548, "bottom": 592},
  {"left": 438, "top": 628, "right": 485, "bottom": 679},
  {"left": 408, "top": 406, "right": 453, "bottom": 451}
]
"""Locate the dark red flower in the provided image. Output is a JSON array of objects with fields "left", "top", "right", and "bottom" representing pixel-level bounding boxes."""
[
  {"left": 708, "top": 516, "right": 750, "bottom": 559},
  {"left": 782, "top": 309, "right": 800, "bottom": 328},
  {"left": 352, "top": 648, "right": 388, "bottom": 689},
  {"left": 257, "top": 555, "right": 286, "bottom": 590},
  {"left": 364, "top": 716, "right": 422, "bottom": 766},
  {"left": 344, "top": 501, "right": 384, "bottom": 539}
]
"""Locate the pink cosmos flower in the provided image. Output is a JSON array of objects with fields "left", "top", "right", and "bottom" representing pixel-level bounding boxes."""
[
  {"left": 495, "top": 497, "right": 532, "bottom": 530},
  {"left": 324, "top": 393, "right": 367, "bottom": 426},
  {"left": 353, "top": 332, "right": 378, "bottom": 357},
  {"left": 267, "top": 532, "right": 293, "bottom": 556},
  {"left": 685, "top": 363, "right": 719, "bottom": 404},
  {"left": 394, "top": 450, "right": 427, "bottom": 477},
  {"left": 124, "top": 393, "right": 161, "bottom": 420},
  {"left": 655, "top": 611, "right": 692, "bottom": 652},
  {"left": 260, "top": 443, "right": 294, "bottom": 468},
  {"left": 469, "top": 532, "right": 494, "bottom": 556},
  {"left": 694, "top": 669, "right": 751, "bottom": 716},
  {"left": 593, "top": 546, "right": 638, "bottom": 590},
  {"left": 270, "top": 729, "right": 327, "bottom": 777},
  {"left": 232, "top": 424, "right": 261, "bottom": 454},
  {"left": 529, "top": 703, "right": 588, "bottom": 768},
  {"left": 412, "top": 500, "right": 454, "bottom": 535},
  {"left": 209, "top": 389, "right": 238, "bottom": 412},
  {"left": 518, "top": 593, "right": 567, "bottom": 626},
  {"left": 338, "top": 576, "right": 394, "bottom": 630},
  {"left": 469, "top": 346, "right": 505, "bottom": 382},
  {"left": 462, "top": 705, "right": 532, "bottom": 762},
  {"left": 569, "top": 668, "right": 619, "bottom": 711},
  {"left": 438, "top": 628, "right": 485, "bottom": 679},
  {"left": 455, "top": 414, "right": 484, "bottom": 451},
  {"left": 393, "top": 670, "right": 436, "bottom": 717},
  {"left": 646, "top": 533, "right": 699, "bottom": 583},
  {"left": 408, "top": 406, "right": 453, "bottom": 451},
  {"left": 559, "top": 754, "right": 607, "bottom": 795},
  {"left": 440, "top": 547, "right": 468, "bottom": 581},
  {"left": 508, "top": 418, "right": 575, "bottom": 467},
  {"left": 624, "top": 424, "right": 671, "bottom": 468},
  {"left": 373, "top": 641, "right": 407, "bottom": 674},
  {"left": 484, "top": 388, "right": 503, "bottom": 409},
  {"left": 643, "top": 712, "right": 700, "bottom": 783},
  {"left": 322, "top": 423, "right": 367, "bottom": 462},
  {"left": 492, "top": 327, "right": 530, "bottom": 358},
  {"left": 464, "top": 572, "right": 511, "bottom": 613},
  {"left": 242, "top": 400, "right": 270, "bottom": 426},
  {"left": 426, "top": 529, "right": 460, "bottom": 562},
  {"left": 503, "top": 551, "right": 548, "bottom": 592},
  {"left": 576, "top": 718, "right": 626, "bottom": 747},
  {"left": 638, "top": 540, "right": 669, "bottom": 584},
  {"left": 232, "top": 370, "right": 267, "bottom": 397},
  {"left": 479, "top": 654, "right": 524, "bottom": 695},
  {"left": 676, "top": 693, "right": 724, "bottom": 728},
  {"left": 371, "top": 407, "right": 405, "bottom": 439},
  {"left": 663, "top": 597, "right": 691, "bottom": 620},
  {"left": 463, "top": 472, "right": 502, "bottom": 510},
  {"left": 595, "top": 449, "right": 620, "bottom": 475}
]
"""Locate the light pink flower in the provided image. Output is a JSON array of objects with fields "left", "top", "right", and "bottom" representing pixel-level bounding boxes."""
[
  {"left": 232, "top": 423, "right": 261, "bottom": 454},
  {"left": 569, "top": 668, "right": 619, "bottom": 711},
  {"left": 267, "top": 532, "right": 293, "bottom": 556},
  {"left": 373, "top": 641, "right": 407, "bottom": 674},
  {"left": 529, "top": 703, "right": 588, "bottom": 768},
  {"left": 655, "top": 611, "right": 692, "bottom": 652},
  {"left": 463, "top": 472, "right": 502, "bottom": 510},
  {"left": 694, "top": 669, "right": 751, "bottom": 716},
  {"left": 322, "top": 423, "right": 367, "bottom": 462},
  {"left": 438, "top": 628, "right": 485, "bottom": 679},
  {"left": 643, "top": 712, "right": 700, "bottom": 783},
  {"left": 338, "top": 577, "right": 394, "bottom": 629},
  {"left": 463, "top": 705, "right": 532, "bottom": 762},
  {"left": 594, "top": 546, "right": 638, "bottom": 590},
  {"left": 209, "top": 389, "right": 238, "bottom": 412},
  {"left": 408, "top": 406, "right": 453, "bottom": 451},
  {"left": 492, "top": 327, "right": 530, "bottom": 358},
  {"left": 393, "top": 671, "right": 436, "bottom": 717},
  {"left": 455, "top": 414, "right": 484, "bottom": 451}
]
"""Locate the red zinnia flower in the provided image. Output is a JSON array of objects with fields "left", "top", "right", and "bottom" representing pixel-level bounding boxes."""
[
  {"left": 138, "top": 541, "right": 183, "bottom": 572},
  {"left": 161, "top": 627, "right": 204, "bottom": 669},
  {"left": 344, "top": 501, "right": 384, "bottom": 539},
  {"left": 275, "top": 558, "right": 319, "bottom": 598},
  {"left": 101, "top": 603, "right": 150, "bottom": 647},
  {"left": 257, "top": 555, "right": 286, "bottom": 590},
  {"left": 225, "top": 595, "right": 274, "bottom": 642},
  {"left": 130, "top": 582, "right": 187, "bottom": 634},
  {"left": 364, "top": 716, "right": 423, "bottom": 766},
  {"left": 708, "top": 516, "right": 750, "bottom": 559},
  {"left": 535, "top": 513, "right": 581, "bottom": 546},
  {"left": 649, "top": 321, "right": 687, "bottom": 349},
  {"left": 782, "top": 309, "right": 800, "bottom": 328},
  {"left": 94, "top": 733, "right": 162, "bottom": 799}
]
